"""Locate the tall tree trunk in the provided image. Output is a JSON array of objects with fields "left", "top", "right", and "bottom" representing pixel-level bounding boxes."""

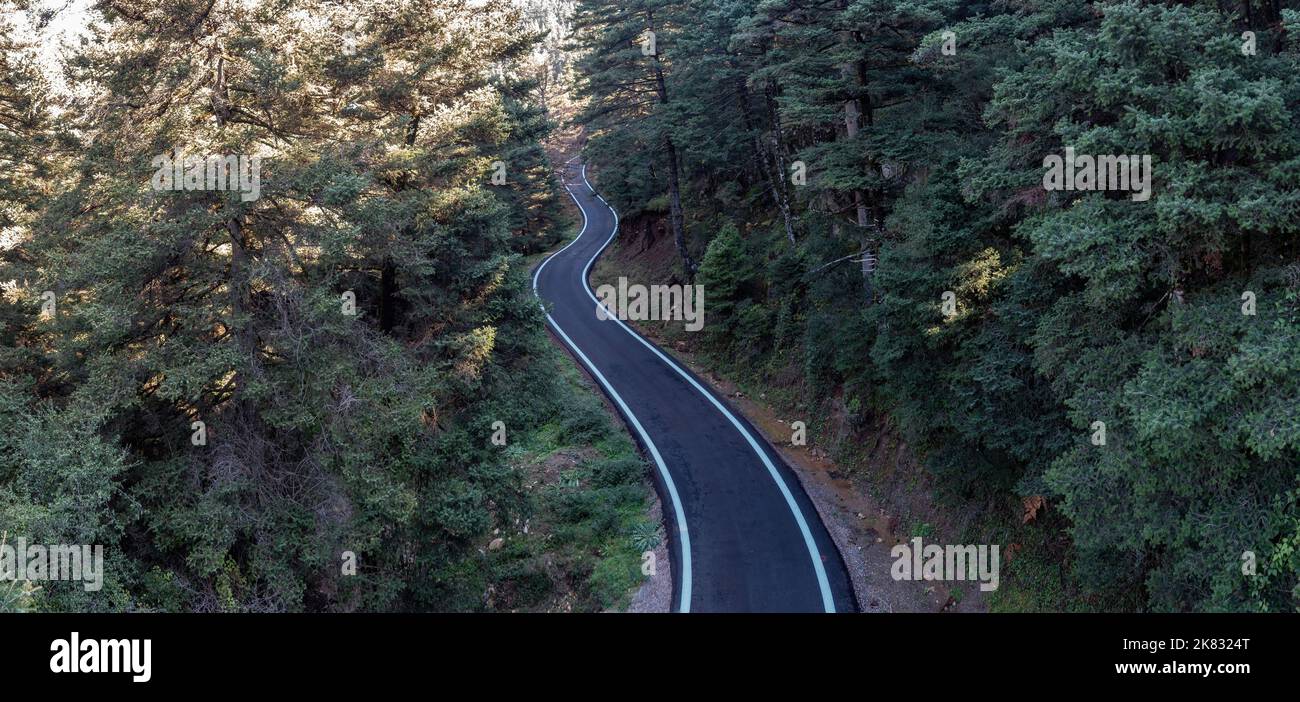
[
  {"left": 743, "top": 80, "right": 796, "bottom": 246},
  {"left": 227, "top": 215, "right": 259, "bottom": 401},
  {"left": 647, "top": 9, "right": 696, "bottom": 277},
  {"left": 662, "top": 135, "right": 695, "bottom": 276},
  {"left": 379, "top": 258, "right": 397, "bottom": 332},
  {"left": 841, "top": 70, "right": 870, "bottom": 231},
  {"left": 840, "top": 28, "right": 876, "bottom": 302},
  {"left": 380, "top": 114, "right": 422, "bottom": 332}
]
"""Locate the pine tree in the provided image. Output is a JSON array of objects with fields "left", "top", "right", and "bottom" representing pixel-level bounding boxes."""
[
  {"left": 573, "top": 0, "right": 698, "bottom": 275},
  {"left": 0, "top": 0, "right": 573, "bottom": 612}
]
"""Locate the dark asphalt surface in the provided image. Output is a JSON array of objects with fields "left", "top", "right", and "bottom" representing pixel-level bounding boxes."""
[{"left": 532, "top": 160, "right": 857, "bottom": 613}]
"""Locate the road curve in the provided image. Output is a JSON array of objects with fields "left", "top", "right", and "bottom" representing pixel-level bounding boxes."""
[{"left": 532, "top": 159, "right": 857, "bottom": 613}]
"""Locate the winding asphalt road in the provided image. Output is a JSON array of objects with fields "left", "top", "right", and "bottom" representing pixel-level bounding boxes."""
[{"left": 532, "top": 159, "right": 857, "bottom": 613}]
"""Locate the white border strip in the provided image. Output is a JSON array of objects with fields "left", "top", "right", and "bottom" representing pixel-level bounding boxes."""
[
  {"left": 571, "top": 164, "right": 836, "bottom": 613},
  {"left": 532, "top": 159, "right": 693, "bottom": 613}
]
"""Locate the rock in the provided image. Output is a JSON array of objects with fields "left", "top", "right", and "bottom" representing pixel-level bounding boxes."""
[{"left": 488, "top": 538, "right": 504, "bottom": 551}]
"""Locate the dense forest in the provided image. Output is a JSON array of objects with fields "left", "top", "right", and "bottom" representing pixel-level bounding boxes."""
[
  {"left": 3, "top": 0, "right": 1297, "bottom": 615},
  {"left": 573, "top": 0, "right": 1299, "bottom": 611},
  {"left": 1, "top": 0, "right": 661, "bottom": 612}
]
